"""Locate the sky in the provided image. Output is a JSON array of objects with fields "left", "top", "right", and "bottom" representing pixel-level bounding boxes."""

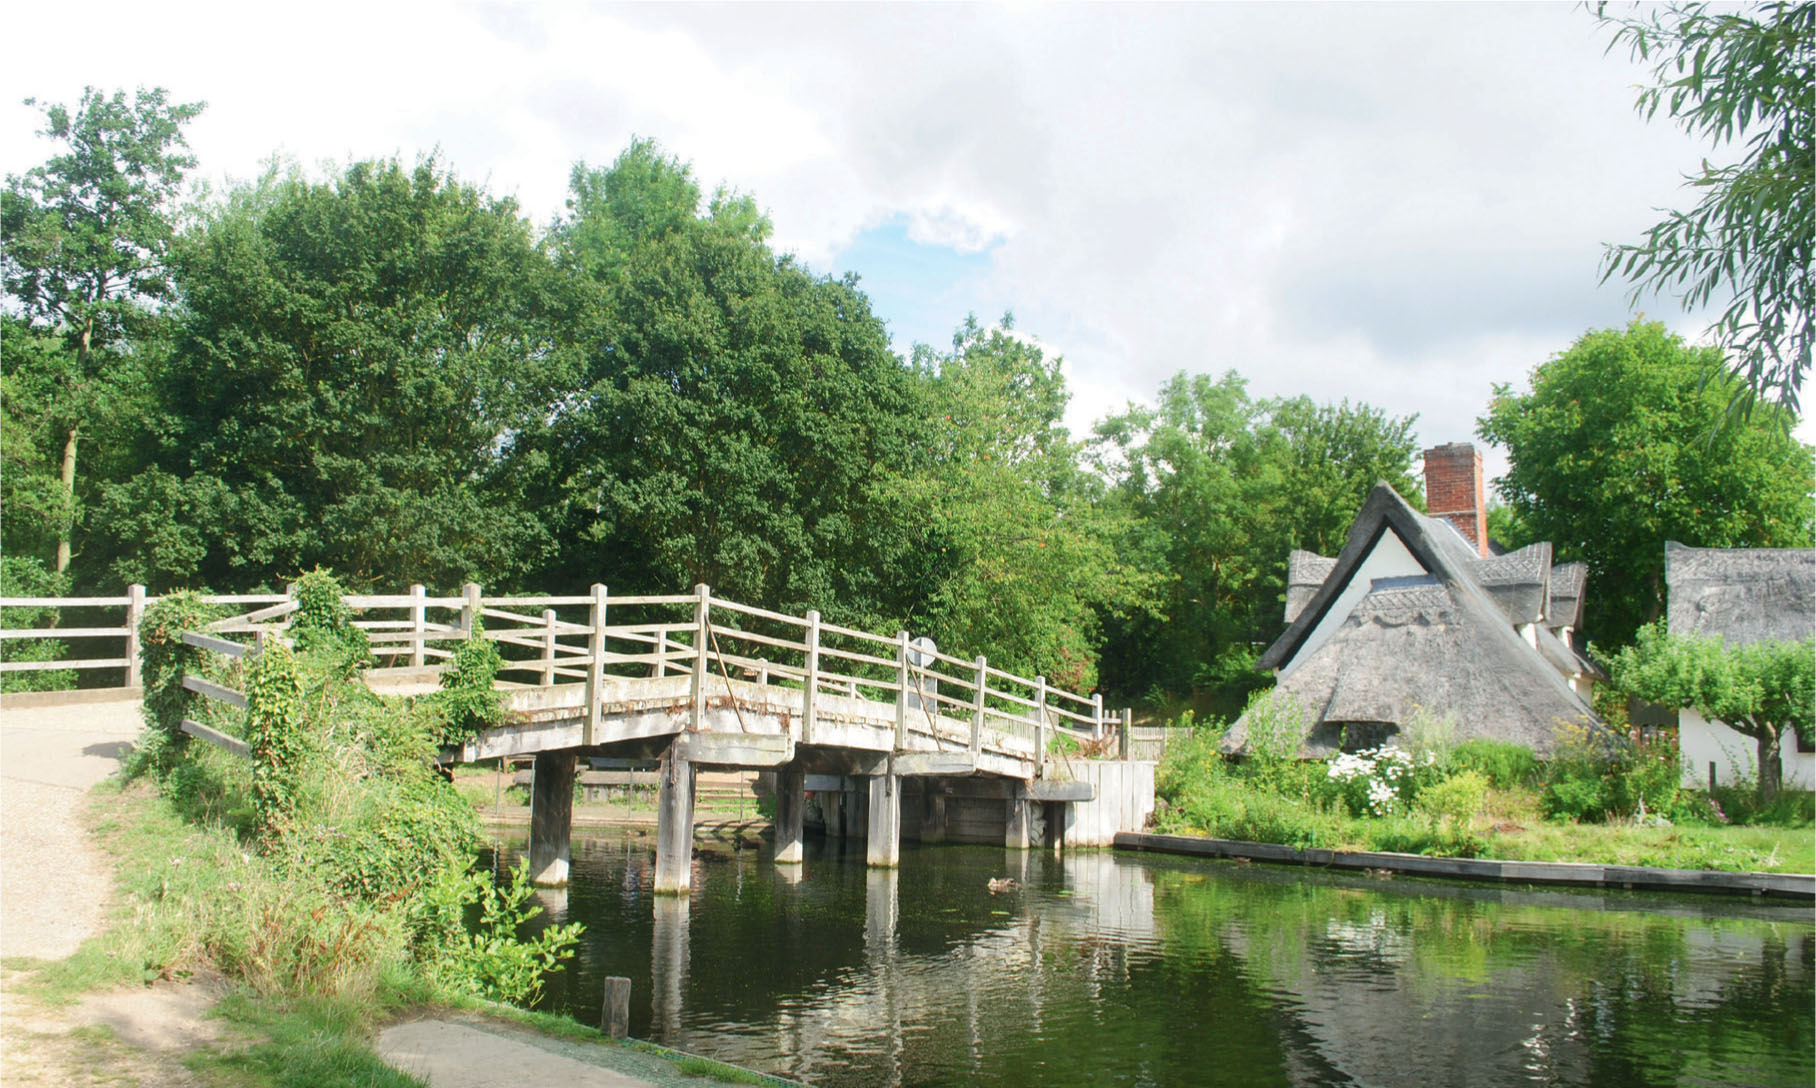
[{"left": 2, "top": 1, "right": 1798, "bottom": 484}]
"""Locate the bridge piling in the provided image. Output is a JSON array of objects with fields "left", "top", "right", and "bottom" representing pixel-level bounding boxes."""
[
  {"left": 866, "top": 759, "right": 901, "bottom": 868},
  {"left": 774, "top": 763, "right": 805, "bottom": 865},
  {"left": 654, "top": 742, "right": 696, "bottom": 895},
  {"left": 529, "top": 751, "right": 576, "bottom": 886},
  {"left": 1005, "top": 791, "right": 1031, "bottom": 850}
]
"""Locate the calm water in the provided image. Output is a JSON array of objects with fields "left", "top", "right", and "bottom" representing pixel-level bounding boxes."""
[{"left": 490, "top": 830, "right": 1815, "bottom": 1088}]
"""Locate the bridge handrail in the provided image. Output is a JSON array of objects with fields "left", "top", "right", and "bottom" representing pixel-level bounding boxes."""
[{"left": 1, "top": 582, "right": 1125, "bottom": 760}]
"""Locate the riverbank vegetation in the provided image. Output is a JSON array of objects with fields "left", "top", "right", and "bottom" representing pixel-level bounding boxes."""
[{"left": 1153, "top": 696, "right": 1815, "bottom": 874}]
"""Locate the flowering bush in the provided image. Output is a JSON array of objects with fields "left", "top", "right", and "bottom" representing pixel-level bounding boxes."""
[{"left": 1324, "top": 746, "right": 1436, "bottom": 817}]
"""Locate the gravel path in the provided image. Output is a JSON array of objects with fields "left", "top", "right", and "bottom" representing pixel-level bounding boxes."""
[{"left": 0, "top": 698, "right": 143, "bottom": 961}]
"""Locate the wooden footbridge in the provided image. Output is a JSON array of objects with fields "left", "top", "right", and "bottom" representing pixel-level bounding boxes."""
[{"left": 2, "top": 582, "right": 1155, "bottom": 894}]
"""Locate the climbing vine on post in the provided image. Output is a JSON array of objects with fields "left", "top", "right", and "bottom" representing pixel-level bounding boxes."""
[
  {"left": 134, "top": 592, "right": 217, "bottom": 774},
  {"left": 246, "top": 641, "right": 307, "bottom": 840},
  {"left": 288, "top": 567, "right": 371, "bottom": 678},
  {"left": 434, "top": 616, "right": 504, "bottom": 744}
]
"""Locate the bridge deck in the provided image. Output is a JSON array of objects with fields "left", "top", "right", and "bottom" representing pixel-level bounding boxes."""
[{"left": 446, "top": 674, "right": 1041, "bottom": 779}]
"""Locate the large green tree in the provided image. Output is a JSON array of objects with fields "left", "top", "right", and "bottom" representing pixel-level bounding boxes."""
[
  {"left": 97, "top": 158, "right": 564, "bottom": 591},
  {"left": 1094, "top": 374, "right": 1421, "bottom": 708},
  {"left": 518, "top": 142, "right": 923, "bottom": 616},
  {"left": 1607, "top": 621, "right": 1814, "bottom": 800},
  {"left": 1594, "top": 2, "right": 1814, "bottom": 412},
  {"left": 1478, "top": 320, "right": 1814, "bottom": 648},
  {"left": 1, "top": 87, "right": 202, "bottom": 573},
  {"left": 884, "top": 316, "right": 1159, "bottom": 691}
]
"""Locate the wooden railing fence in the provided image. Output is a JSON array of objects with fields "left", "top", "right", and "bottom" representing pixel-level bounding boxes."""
[{"left": 4, "top": 584, "right": 1130, "bottom": 771}]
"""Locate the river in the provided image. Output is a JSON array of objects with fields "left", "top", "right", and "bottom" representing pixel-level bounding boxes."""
[{"left": 489, "top": 829, "right": 1814, "bottom": 1088}]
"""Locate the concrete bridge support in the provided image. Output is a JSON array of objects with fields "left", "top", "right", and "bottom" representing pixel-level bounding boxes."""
[
  {"left": 654, "top": 743, "right": 696, "bottom": 895},
  {"left": 529, "top": 751, "right": 577, "bottom": 886},
  {"left": 1005, "top": 794, "right": 1031, "bottom": 850},
  {"left": 773, "top": 763, "right": 805, "bottom": 865},
  {"left": 866, "top": 761, "right": 901, "bottom": 868}
]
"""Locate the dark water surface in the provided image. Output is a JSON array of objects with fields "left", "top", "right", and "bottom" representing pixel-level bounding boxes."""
[{"left": 490, "top": 830, "right": 1815, "bottom": 1088}]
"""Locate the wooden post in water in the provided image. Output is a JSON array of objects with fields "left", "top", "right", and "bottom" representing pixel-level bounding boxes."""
[
  {"left": 654, "top": 741, "right": 696, "bottom": 894},
  {"left": 867, "top": 756, "right": 901, "bottom": 869},
  {"left": 408, "top": 584, "right": 426, "bottom": 668},
  {"left": 774, "top": 762, "right": 804, "bottom": 865},
  {"left": 529, "top": 751, "right": 576, "bottom": 887},
  {"left": 601, "top": 976, "right": 631, "bottom": 1039},
  {"left": 124, "top": 584, "right": 146, "bottom": 688}
]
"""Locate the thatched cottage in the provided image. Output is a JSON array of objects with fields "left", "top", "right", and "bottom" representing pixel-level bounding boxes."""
[
  {"left": 1227, "top": 442, "right": 1601, "bottom": 756},
  {"left": 1666, "top": 541, "right": 1815, "bottom": 790}
]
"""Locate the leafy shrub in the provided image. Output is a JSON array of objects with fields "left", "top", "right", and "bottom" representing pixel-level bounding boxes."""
[
  {"left": 432, "top": 616, "right": 504, "bottom": 744},
  {"left": 1709, "top": 781, "right": 1815, "bottom": 827},
  {"left": 1450, "top": 738, "right": 1541, "bottom": 789},
  {"left": 1241, "top": 687, "right": 1307, "bottom": 766},
  {"left": 1417, "top": 769, "right": 1490, "bottom": 829},
  {"left": 0, "top": 555, "right": 74, "bottom": 692},
  {"left": 1539, "top": 723, "right": 1681, "bottom": 823},
  {"left": 1399, "top": 706, "right": 1457, "bottom": 767},
  {"left": 289, "top": 567, "right": 371, "bottom": 679},
  {"left": 412, "top": 860, "right": 583, "bottom": 1006},
  {"left": 247, "top": 642, "right": 308, "bottom": 840}
]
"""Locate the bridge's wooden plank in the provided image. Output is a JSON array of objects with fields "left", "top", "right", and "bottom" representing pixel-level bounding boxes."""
[
  {"left": 710, "top": 598, "right": 811, "bottom": 628},
  {"left": 818, "top": 644, "right": 898, "bottom": 671},
  {"left": 815, "top": 619, "right": 896, "bottom": 647},
  {"left": 181, "top": 718, "right": 250, "bottom": 759},
  {"left": 181, "top": 631, "right": 253, "bottom": 658},
  {"left": 593, "top": 594, "right": 694, "bottom": 607},
  {"left": 706, "top": 626, "right": 807, "bottom": 657},
  {"left": 0, "top": 657, "right": 130, "bottom": 672},
  {"left": 480, "top": 606, "right": 591, "bottom": 633},
  {"left": 183, "top": 675, "right": 247, "bottom": 709},
  {"left": 484, "top": 595, "right": 596, "bottom": 607},
  {"left": 0, "top": 626, "right": 131, "bottom": 639}
]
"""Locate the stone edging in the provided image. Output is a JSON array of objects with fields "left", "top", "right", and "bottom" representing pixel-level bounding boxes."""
[{"left": 1113, "top": 831, "right": 1816, "bottom": 900}]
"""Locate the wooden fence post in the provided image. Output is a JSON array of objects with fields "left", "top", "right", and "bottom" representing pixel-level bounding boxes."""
[
  {"left": 802, "top": 610, "right": 820, "bottom": 745},
  {"left": 124, "top": 584, "right": 146, "bottom": 688},
  {"left": 970, "top": 656, "right": 987, "bottom": 758},
  {"left": 1121, "top": 708, "right": 1133, "bottom": 762},
  {"left": 1092, "top": 693, "right": 1104, "bottom": 739},
  {"left": 1034, "top": 675, "right": 1048, "bottom": 778},
  {"left": 409, "top": 584, "right": 427, "bottom": 668},
  {"left": 690, "top": 584, "right": 710, "bottom": 732},
  {"left": 601, "top": 976, "right": 631, "bottom": 1039},
  {"left": 585, "top": 584, "right": 607, "bottom": 746},
  {"left": 461, "top": 582, "right": 482, "bottom": 636},
  {"left": 652, "top": 625, "right": 668, "bottom": 677},
  {"left": 540, "top": 608, "right": 557, "bottom": 686},
  {"left": 894, "top": 631, "right": 910, "bottom": 749}
]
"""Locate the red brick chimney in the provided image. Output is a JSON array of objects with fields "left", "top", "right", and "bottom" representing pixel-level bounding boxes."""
[{"left": 1423, "top": 442, "right": 1488, "bottom": 557}]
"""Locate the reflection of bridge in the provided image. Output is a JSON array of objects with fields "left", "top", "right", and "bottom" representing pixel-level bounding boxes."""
[{"left": 145, "top": 583, "right": 1154, "bottom": 894}]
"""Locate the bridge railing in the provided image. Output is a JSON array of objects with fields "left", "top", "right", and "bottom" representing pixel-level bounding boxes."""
[{"left": 2, "top": 583, "right": 1127, "bottom": 768}]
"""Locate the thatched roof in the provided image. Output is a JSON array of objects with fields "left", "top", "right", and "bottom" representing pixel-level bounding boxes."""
[
  {"left": 1665, "top": 541, "right": 1815, "bottom": 646},
  {"left": 1546, "top": 562, "right": 1587, "bottom": 631},
  {"left": 1285, "top": 551, "right": 1336, "bottom": 624},
  {"left": 1236, "top": 483, "right": 1599, "bottom": 757}
]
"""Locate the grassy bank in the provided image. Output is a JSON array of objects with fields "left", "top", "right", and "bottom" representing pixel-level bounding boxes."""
[{"left": 1155, "top": 704, "right": 1815, "bottom": 875}]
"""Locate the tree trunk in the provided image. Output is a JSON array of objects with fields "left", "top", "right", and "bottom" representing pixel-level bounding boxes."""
[
  {"left": 1755, "top": 726, "right": 1782, "bottom": 804},
  {"left": 54, "top": 425, "right": 78, "bottom": 573}
]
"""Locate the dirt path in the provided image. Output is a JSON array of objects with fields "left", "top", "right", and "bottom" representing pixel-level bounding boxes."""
[{"left": 0, "top": 696, "right": 225, "bottom": 1086}]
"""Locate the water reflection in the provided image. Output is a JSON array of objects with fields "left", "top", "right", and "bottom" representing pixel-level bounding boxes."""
[{"left": 497, "top": 832, "right": 1813, "bottom": 1088}]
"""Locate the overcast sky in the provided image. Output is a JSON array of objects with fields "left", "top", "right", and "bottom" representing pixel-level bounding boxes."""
[{"left": 4, "top": 1, "right": 1796, "bottom": 483}]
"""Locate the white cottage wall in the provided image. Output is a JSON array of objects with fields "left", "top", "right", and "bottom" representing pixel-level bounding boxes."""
[
  {"left": 1678, "top": 709, "right": 1815, "bottom": 790},
  {"left": 1284, "top": 528, "right": 1427, "bottom": 672}
]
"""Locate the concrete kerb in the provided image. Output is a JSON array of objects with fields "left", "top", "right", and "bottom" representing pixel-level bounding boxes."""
[{"left": 1114, "top": 831, "right": 1816, "bottom": 900}]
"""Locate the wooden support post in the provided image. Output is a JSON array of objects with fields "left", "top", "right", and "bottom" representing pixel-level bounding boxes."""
[
  {"left": 802, "top": 611, "right": 820, "bottom": 745},
  {"left": 689, "top": 584, "right": 710, "bottom": 732},
  {"left": 650, "top": 897, "right": 689, "bottom": 1038},
  {"left": 774, "top": 763, "right": 805, "bottom": 865},
  {"left": 124, "top": 584, "right": 146, "bottom": 688},
  {"left": 867, "top": 759, "right": 900, "bottom": 869},
  {"left": 529, "top": 751, "right": 577, "bottom": 886},
  {"left": 1034, "top": 675, "right": 1048, "bottom": 779},
  {"left": 1005, "top": 790, "right": 1031, "bottom": 850},
  {"left": 922, "top": 788, "right": 947, "bottom": 844},
  {"left": 652, "top": 626, "right": 668, "bottom": 678},
  {"left": 601, "top": 976, "right": 631, "bottom": 1039},
  {"left": 585, "top": 584, "right": 607, "bottom": 746},
  {"left": 540, "top": 609, "right": 557, "bottom": 686},
  {"left": 894, "top": 630, "right": 910, "bottom": 750},
  {"left": 1092, "top": 692, "right": 1104, "bottom": 738},
  {"left": 654, "top": 741, "right": 696, "bottom": 895},
  {"left": 1121, "top": 707, "right": 1133, "bottom": 761},
  {"left": 971, "top": 656, "right": 986, "bottom": 758},
  {"left": 461, "top": 582, "right": 482, "bottom": 636},
  {"left": 822, "top": 788, "right": 845, "bottom": 840},
  {"left": 409, "top": 584, "right": 426, "bottom": 668}
]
